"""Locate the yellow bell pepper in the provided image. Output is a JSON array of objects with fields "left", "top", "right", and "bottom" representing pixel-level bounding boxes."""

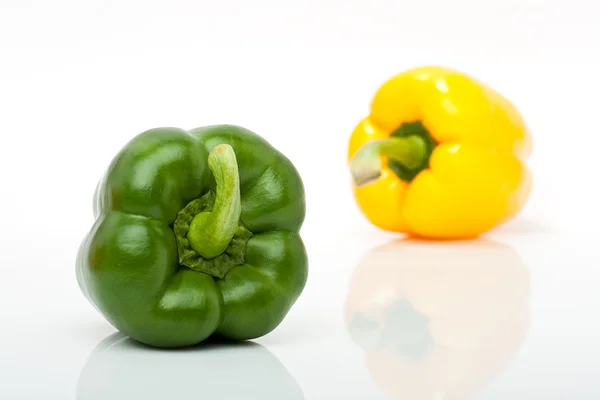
[{"left": 348, "top": 66, "right": 533, "bottom": 239}]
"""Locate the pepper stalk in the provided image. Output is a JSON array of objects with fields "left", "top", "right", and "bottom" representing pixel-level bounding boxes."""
[
  {"left": 349, "top": 135, "right": 428, "bottom": 187},
  {"left": 187, "top": 144, "right": 241, "bottom": 259}
]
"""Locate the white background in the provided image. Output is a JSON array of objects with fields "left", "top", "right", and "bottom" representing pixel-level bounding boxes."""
[{"left": 1, "top": 0, "right": 599, "bottom": 399}]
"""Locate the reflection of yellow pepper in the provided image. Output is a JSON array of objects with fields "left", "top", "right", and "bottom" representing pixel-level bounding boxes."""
[
  {"left": 348, "top": 66, "right": 533, "bottom": 239},
  {"left": 344, "top": 239, "right": 530, "bottom": 399}
]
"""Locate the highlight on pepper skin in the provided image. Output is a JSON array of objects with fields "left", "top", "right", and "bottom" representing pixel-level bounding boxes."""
[
  {"left": 344, "top": 239, "right": 531, "bottom": 400},
  {"left": 347, "top": 65, "right": 533, "bottom": 239}
]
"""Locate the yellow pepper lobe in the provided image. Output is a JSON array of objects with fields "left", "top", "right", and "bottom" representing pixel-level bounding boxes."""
[{"left": 348, "top": 66, "right": 533, "bottom": 239}]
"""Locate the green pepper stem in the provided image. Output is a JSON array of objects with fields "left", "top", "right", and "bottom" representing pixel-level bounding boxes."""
[
  {"left": 349, "top": 136, "right": 427, "bottom": 187},
  {"left": 187, "top": 144, "right": 241, "bottom": 259}
]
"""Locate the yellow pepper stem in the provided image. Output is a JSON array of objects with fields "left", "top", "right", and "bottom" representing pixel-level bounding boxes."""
[{"left": 349, "top": 136, "right": 427, "bottom": 187}]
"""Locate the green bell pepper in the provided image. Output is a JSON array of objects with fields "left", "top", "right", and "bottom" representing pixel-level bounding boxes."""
[{"left": 76, "top": 125, "right": 308, "bottom": 348}]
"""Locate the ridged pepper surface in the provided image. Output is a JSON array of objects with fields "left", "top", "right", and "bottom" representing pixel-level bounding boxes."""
[
  {"left": 77, "top": 125, "right": 308, "bottom": 348},
  {"left": 348, "top": 66, "right": 533, "bottom": 238}
]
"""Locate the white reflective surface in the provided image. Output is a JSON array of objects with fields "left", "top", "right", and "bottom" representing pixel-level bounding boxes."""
[
  {"left": 2, "top": 1, "right": 600, "bottom": 398},
  {"left": 2, "top": 223, "right": 599, "bottom": 399},
  {"left": 77, "top": 334, "right": 305, "bottom": 400}
]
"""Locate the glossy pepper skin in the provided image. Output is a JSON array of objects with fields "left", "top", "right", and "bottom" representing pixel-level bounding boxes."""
[
  {"left": 348, "top": 66, "right": 533, "bottom": 239},
  {"left": 76, "top": 125, "right": 308, "bottom": 348}
]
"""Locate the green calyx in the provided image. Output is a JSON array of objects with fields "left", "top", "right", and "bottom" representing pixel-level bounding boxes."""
[
  {"left": 349, "top": 121, "right": 436, "bottom": 186},
  {"left": 173, "top": 144, "right": 252, "bottom": 279}
]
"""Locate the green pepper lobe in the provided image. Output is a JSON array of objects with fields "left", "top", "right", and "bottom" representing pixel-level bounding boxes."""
[{"left": 76, "top": 125, "right": 308, "bottom": 348}]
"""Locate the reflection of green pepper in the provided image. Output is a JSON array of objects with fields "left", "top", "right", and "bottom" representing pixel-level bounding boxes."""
[
  {"left": 77, "top": 333, "right": 305, "bottom": 400},
  {"left": 77, "top": 125, "right": 308, "bottom": 348}
]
